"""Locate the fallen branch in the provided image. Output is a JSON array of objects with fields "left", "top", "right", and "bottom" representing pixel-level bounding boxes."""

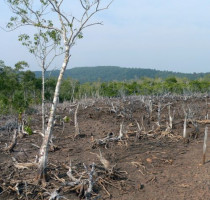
[
  {"left": 197, "top": 120, "right": 210, "bottom": 124},
  {"left": 12, "top": 157, "right": 38, "bottom": 170},
  {"left": 91, "top": 150, "right": 111, "bottom": 171},
  {"left": 33, "top": 130, "right": 44, "bottom": 137},
  {"left": 44, "top": 188, "right": 68, "bottom": 200}
]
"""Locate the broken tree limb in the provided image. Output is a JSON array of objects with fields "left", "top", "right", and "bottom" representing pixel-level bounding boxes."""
[
  {"left": 11, "top": 157, "right": 38, "bottom": 170},
  {"left": 44, "top": 188, "right": 68, "bottom": 200},
  {"left": 33, "top": 130, "right": 44, "bottom": 137},
  {"left": 67, "top": 160, "right": 81, "bottom": 183},
  {"left": 98, "top": 149, "right": 110, "bottom": 171},
  {"left": 48, "top": 188, "right": 62, "bottom": 200},
  {"left": 90, "top": 150, "right": 111, "bottom": 171},
  {"left": 196, "top": 120, "right": 210, "bottom": 124}
]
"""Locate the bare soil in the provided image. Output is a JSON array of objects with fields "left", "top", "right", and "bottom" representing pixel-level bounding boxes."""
[{"left": 0, "top": 95, "right": 209, "bottom": 200}]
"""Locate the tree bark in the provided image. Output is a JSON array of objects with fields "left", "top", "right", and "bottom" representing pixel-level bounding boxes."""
[
  {"left": 42, "top": 64, "right": 45, "bottom": 136},
  {"left": 37, "top": 49, "right": 70, "bottom": 183},
  {"left": 203, "top": 126, "right": 208, "bottom": 164}
]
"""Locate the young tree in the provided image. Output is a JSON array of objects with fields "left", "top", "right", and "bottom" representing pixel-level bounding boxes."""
[
  {"left": 6, "top": 0, "right": 113, "bottom": 184},
  {"left": 18, "top": 29, "right": 63, "bottom": 136}
]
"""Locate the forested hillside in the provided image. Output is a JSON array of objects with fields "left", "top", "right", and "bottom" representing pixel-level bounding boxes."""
[
  {"left": 1, "top": 60, "right": 210, "bottom": 114},
  {"left": 34, "top": 66, "right": 210, "bottom": 83}
]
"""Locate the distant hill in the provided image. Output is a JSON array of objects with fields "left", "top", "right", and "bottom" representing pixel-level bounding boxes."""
[{"left": 34, "top": 66, "right": 210, "bottom": 83}]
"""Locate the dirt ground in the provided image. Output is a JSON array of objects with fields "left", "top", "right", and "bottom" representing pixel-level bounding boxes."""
[{"left": 0, "top": 95, "right": 210, "bottom": 200}]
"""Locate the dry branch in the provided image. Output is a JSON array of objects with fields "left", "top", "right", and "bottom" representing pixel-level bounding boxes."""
[
  {"left": 91, "top": 150, "right": 111, "bottom": 171},
  {"left": 47, "top": 188, "right": 66, "bottom": 200},
  {"left": 12, "top": 157, "right": 38, "bottom": 170},
  {"left": 197, "top": 120, "right": 210, "bottom": 124},
  {"left": 63, "top": 162, "right": 97, "bottom": 199}
]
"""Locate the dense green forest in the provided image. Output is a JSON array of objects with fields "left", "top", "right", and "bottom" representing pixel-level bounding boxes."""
[
  {"left": 35, "top": 66, "right": 210, "bottom": 83},
  {"left": 0, "top": 61, "right": 210, "bottom": 114}
]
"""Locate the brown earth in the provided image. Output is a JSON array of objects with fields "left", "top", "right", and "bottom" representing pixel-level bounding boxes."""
[{"left": 0, "top": 95, "right": 209, "bottom": 200}]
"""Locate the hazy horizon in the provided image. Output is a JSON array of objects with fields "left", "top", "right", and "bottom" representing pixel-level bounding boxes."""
[
  {"left": 1, "top": 0, "right": 210, "bottom": 73},
  {"left": 33, "top": 65, "right": 210, "bottom": 74}
]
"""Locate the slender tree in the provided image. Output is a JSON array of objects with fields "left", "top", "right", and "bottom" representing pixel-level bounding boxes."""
[
  {"left": 18, "top": 29, "right": 63, "bottom": 136},
  {"left": 6, "top": 0, "right": 113, "bottom": 184}
]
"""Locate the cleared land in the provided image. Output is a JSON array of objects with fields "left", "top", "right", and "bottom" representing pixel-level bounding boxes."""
[{"left": 0, "top": 95, "right": 210, "bottom": 199}]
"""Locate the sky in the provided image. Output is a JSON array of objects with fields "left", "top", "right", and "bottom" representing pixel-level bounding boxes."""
[{"left": 0, "top": 0, "right": 210, "bottom": 73}]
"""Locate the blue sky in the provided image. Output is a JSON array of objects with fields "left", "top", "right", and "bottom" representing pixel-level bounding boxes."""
[{"left": 0, "top": 0, "right": 210, "bottom": 73}]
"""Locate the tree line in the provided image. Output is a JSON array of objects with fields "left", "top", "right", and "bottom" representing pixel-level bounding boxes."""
[
  {"left": 34, "top": 66, "right": 210, "bottom": 83},
  {"left": 0, "top": 60, "right": 210, "bottom": 114}
]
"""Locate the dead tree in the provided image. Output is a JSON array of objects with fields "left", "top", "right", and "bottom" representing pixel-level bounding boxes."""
[
  {"left": 65, "top": 161, "right": 96, "bottom": 199},
  {"left": 203, "top": 125, "right": 208, "bottom": 164},
  {"left": 183, "top": 111, "right": 187, "bottom": 139},
  {"left": 135, "top": 120, "right": 142, "bottom": 141},
  {"left": 74, "top": 103, "right": 80, "bottom": 137},
  {"left": 168, "top": 105, "right": 175, "bottom": 130},
  {"left": 6, "top": 0, "right": 113, "bottom": 184},
  {"left": 145, "top": 99, "right": 153, "bottom": 121},
  {"left": 157, "top": 102, "right": 161, "bottom": 127},
  {"left": 83, "top": 163, "right": 95, "bottom": 199},
  {"left": 187, "top": 106, "right": 200, "bottom": 138},
  {"left": 205, "top": 97, "right": 209, "bottom": 120}
]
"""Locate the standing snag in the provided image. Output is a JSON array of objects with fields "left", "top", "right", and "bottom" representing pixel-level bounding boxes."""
[
  {"left": 74, "top": 103, "right": 80, "bottom": 137},
  {"left": 157, "top": 102, "right": 161, "bottom": 127},
  {"left": 202, "top": 125, "right": 208, "bottom": 165},
  {"left": 168, "top": 104, "right": 175, "bottom": 130},
  {"left": 183, "top": 110, "right": 187, "bottom": 139}
]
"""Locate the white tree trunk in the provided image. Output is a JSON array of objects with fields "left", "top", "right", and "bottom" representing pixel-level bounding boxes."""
[
  {"left": 203, "top": 126, "right": 208, "bottom": 164},
  {"left": 42, "top": 65, "right": 45, "bottom": 136},
  {"left": 37, "top": 50, "right": 70, "bottom": 183},
  {"left": 183, "top": 114, "right": 187, "bottom": 138}
]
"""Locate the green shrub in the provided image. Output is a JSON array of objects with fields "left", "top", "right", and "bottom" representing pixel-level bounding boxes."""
[{"left": 24, "top": 125, "right": 33, "bottom": 135}]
